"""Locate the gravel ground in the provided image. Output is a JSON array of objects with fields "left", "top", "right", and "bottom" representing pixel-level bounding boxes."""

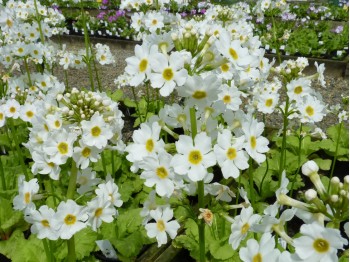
[{"left": 50, "top": 36, "right": 350, "bottom": 132}]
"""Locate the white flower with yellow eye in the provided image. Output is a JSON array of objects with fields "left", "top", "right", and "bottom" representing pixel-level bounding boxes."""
[
  {"left": 287, "top": 77, "right": 312, "bottom": 102},
  {"left": 297, "top": 95, "right": 326, "bottom": 124},
  {"left": 171, "top": 132, "right": 216, "bottom": 182},
  {"left": 145, "top": 207, "right": 180, "bottom": 247},
  {"left": 52, "top": 200, "right": 88, "bottom": 239},
  {"left": 149, "top": 51, "right": 188, "bottom": 97},
  {"left": 19, "top": 102, "right": 36, "bottom": 123},
  {"left": 81, "top": 112, "right": 113, "bottom": 150},
  {"left": 13, "top": 176, "right": 39, "bottom": 211},
  {"left": 86, "top": 196, "right": 116, "bottom": 231}
]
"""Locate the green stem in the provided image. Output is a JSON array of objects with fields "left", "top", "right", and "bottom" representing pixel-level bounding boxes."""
[
  {"left": 101, "top": 151, "right": 107, "bottom": 179},
  {"left": 278, "top": 97, "right": 289, "bottom": 187},
  {"left": 189, "top": 107, "right": 205, "bottom": 262},
  {"left": 131, "top": 86, "right": 143, "bottom": 123},
  {"left": 50, "top": 179, "right": 57, "bottom": 206},
  {"left": 33, "top": 0, "right": 45, "bottom": 44},
  {"left": 271, "top": 15, "right": 281, "bottom": 64},
  {"left": 92, "top": 55, "right": 102, "bottom": 92},
  {"left": 0, "top": 155, "right": 6, "bottom": 190},
  {"left": 289, "top": 123, "right": 303, "bottom": 197},
  {"left": 64, "top": 70, "right": 69, "bottom": 89},
  {"left": 259, "top": 158, "right": 269, "bottom": 194},
  {"left": 66, "top": 160, "right": 78, "bottom": 262},
  {"left": 327, "top": 122, "right": 342, "bottom": 192},
  {"left": 7, "top": 119, "right": 29, "bottom": 180},
  {"left": 42, "top": 239, "right": 52, "bottom": 262},
  {"left": 111, "top": 150, "right": 115, "bottom": 176},
  {"left": 248, "top": 157, "right": 255, "bottom": 209},
  {"left": 233, "top": 175, "right": 241, "bottom": 217},
  {"left": 81, "top": 4, "right": 95, "bottom": 91},
  {"left": 23, "top": 58, "right": 33, "bottom": 86}
]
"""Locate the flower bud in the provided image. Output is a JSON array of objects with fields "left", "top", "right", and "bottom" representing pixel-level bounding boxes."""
[
  {"left": 330, "top": 195, "right": 339, "bottom": 203},
  {"left": 302, "top": 160, "right": 319, "bottom": 176},
  {"left": 198, "top": 208, "right": 214, "bottom": 226},
  {"left": 305, "top": 189, "right": 317, "bottom": 201}
]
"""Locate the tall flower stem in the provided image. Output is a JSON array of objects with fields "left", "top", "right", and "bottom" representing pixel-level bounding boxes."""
[
  {"left": 0, "top": 156, "right": 6, "bottom": 190},
  {"left": 80, "top": 3, "right": 95, "bottom": 91},
  {"left": 7, "top": 119, "right": 28, "bottom": 180},
  {"left": 23, "top": 58, "right": 33, "bottom": 86},
  {"left": 189, "top": 107, "right": 205, "bottom": 262},
  {"left": 248, "top": 157, "right": 255, "bottom": 209},
  {"left": 33, "top": 0, "right": 45, "bottom": 44},
  {"left": 278, "top": 97, "right": 290, "bottom": 187},
  {"left": 131, "top": 86, "right": 143, "bottom": 123},
  {"left": 66, "top": 160, "right": 78, "bottom": 262},
  {"left": 327, "top": 122, "right": 343, "bottom": 192},
  {"left": 42, "top": 239, "right": 53, "bottom": 262},
  {"left": 289, "top": 123, "right": 303, "bottom": 197}
]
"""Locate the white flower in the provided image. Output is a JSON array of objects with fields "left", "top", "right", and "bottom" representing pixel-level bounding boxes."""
[
  {"left": 52, "top": 199, "right": 88, "bottom": 239},
  {"left": 144, "top": 12, "right": 164, "bottom": 33},
  {"left": 229, "top": 206, "right": 261, "bottom": 250},
  {"left": 24, "top": 205, "right": 59, "bottom": 240},
  {"left": 239, "top": 233, "right": 280, "bottom": 262},
  {"left": 76, "top": 168, "right": 101, "bottom": 195},
  {"left": 73, "top": 140, "right": 102, "bottom": 170},
  {"left": 13, "top": 176, "right": 39, "bottom": 211},
  {"left": 81, "top": 112, "right": 113, "bottom": 150},
  {"left": 95, "top": 179, "right": 123, "bottom": 208},
  {"left": 242, "top": 117, "right": 269, "bottom": 164},
  {"left": 297, "top": 95, "right": 326, "bottom": 123},
  {"left": 294, "top": 223, "right": 348, "bottom": 261},
  {"left": 171, "top": 132, "right": 216, "bottom": 182},
  {"left": 31, "top": 151, "right": 61, "bottom": 180},
  {"left": 287, "top": 78, "right": 312, "bottom": 102},
  {"left": 43, "top": 129, "right": 77, "bottom": 165},
  {"left": 214, "top": 129, "right": 249, "bottom": 179},
  {"left": 145, "top": 207, "right": 180, "bottom": 247},
  {"left": 302, "top": 160, "right": 319, "bottom": 177},
  {"left": 315, "top": 62, "right": 326, "bottom": 87},
  {"left": 149, "top": 51, "right": 188, "bottom": 96},
  {"left": 86, "top": 196, "right": 116, "bottom": 231},
  {"left": 139, "top": 152, "right": 176, "bottom": 197},
  {"left": 4, "top": 99, "right": 20, "bottom": 119}
]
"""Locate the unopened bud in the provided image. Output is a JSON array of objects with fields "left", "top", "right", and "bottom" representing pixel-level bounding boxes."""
[
  {"left": 330, "top": 195, "right": 339, "bottom": 203},
  {"left": 305, "top": 189, "right": 317, "bottom": 201}
]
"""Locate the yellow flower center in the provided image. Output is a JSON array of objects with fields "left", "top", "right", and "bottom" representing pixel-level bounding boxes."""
[
  {"left": 145, "top": 139, "right": 154, "bottom": 152},
  {"left": 100, "top": 54, "right": 106, "bottom": 61},
  {"left": 95, "top": 208, "right": 103, "bottom": 217},
  {"left": 226, "top": 148, "right": 237, "bottom": 160},
  {"left": 156, "top": 220, "right": 165, "bottom": 231},
  {"left": 221, "top": 63, "right": 230, "bottom": 72},
  {"left": 241, "top": 223, "right": 250, "bottom": 234},
  {"left": 9, "top": 107, "right": 16, "bottom": 113},
  {"left": 152, "top": 19, "right": 158, "bottom": 25},
  {"left": 188, "top": 150, "right": 203, "bottom": 165},
  {"left": 0, "top": 113, "right": 3, "bottom": 120},
  {"left": 82, "top": 147, "right": 91, "bottom": 157},
  {"left": 223, "top": 95, "right": 231, "bottom": 104},
  {"left": 24, "top": 192, "right": 31, "bottom": 204},
  {"left": 64, "top": 214, "right": 76, "bottom": 225},
  {"left": 54, "top": 120, "right": 61, "bottom": 128},
  {"left": 253, "top": 253, "right": 262, "bottom": 262},
  {"left": 313, "top": 238, "right": 330, "bottom": 253},
  {"left": 6, "top": 19, "right": 13, "bottom": 28},
  {"left": 41, "top": 219, "right": 50, "bottom": 227},
  {"left": 265, "top": 98, "right": 273, "bottom": 107},
  {"left": 57, "top": 142, "right": 69, "bottom": 154},
  {"left": 26, "top": 111, "right": 34, "bottom": 118},
  {"left": 192, "top": 90, "right": 207, "bottom": 100},
  {"left": 91, "top": 126, "right": 101, "bottom": 137},
  {"left": 162, "top": 68, "right": 174, "bottom": 81},
  {"left": 229, "top": 48, "right": 238, "bottom": 60},
  {"left": 48, "top": 162, "right": 55, "bottom": 168},
  {"left": 156, "top": 166, "right": 168, "bottom": 179},
  {"left": 41, "top": 81, "right": 46, "bottom": 87},
  {"left": 250, "top": 136, "right": 257, "bottom": 149},
  {"left": 44, "top": 124, "right": 49, "bottom": 132},
  {"left": 34, "top": 50, "right": 39, "bottom": 55},
  {"left": 139, "top": 59, "right": 148, "bottom": 72},
  {"left": 294, "top": 86, "right": 303, "bottom": 94},
  {"left": 306, "top": 106, "right": 314, "bottom": 116},
  {"left": 18, "top": 47, "right": 24, "bottom": 54},
  {"left": 260, "top": 60, "right": 264, "bottom": 68}
]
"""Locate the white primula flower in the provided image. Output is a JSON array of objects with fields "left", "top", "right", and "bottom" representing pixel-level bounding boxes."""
[
  {"left": 31, "top": 151, "right": 61, "bottom": 180},
  {"left": 242, "top": 117, "right": 269, "bottom": 164},
  {"left": 52, "top": 199, "right": 88, "bottom": 239},
  {"left": 315, "top": 62, "right": 326, "bottom": 87},
  {"left": 149, "top": 51, "right": 188, "bottom": 96},
  {"left": 43, "top": 129, "right": 77, "bottom": 165},
  {"left": 4, "top": 99, "right": 20, "bottom": 119},
  {"left": 13, "top": 176, "right": 40, "bottom": 211},
  {"left": 81, "top": 112, "right": 113, "bottom": 150},
  {"left": 214, "top": 129, "right": 249, "bottom": 179},
  {"left": 139, "top": 152, "right": 176, "bottom": 197},
  {"left": 229, "top": 206, "right": 261, "bottom": 250},
  {"left": 239, "top": 233, "right": 280, "bottom": 262},
  {"left": 171, "top": 132, "right": 216, "bottom": 182},
  {"left": 76, "top": 168, "right": 101, "bottom": 195},
  {"left": 95, "top": 179, "right": 123, "bottom": 208},
  {"left": 293, "top": 223, "right": 348, "bottom": 261},
  {"left": 24, "top": 205, "right": 59, "bottom": 240},
  {"left": 19, "top": 103, "right": 36, "bottom": 122},
  {"left": 286, "top": 78, "right": 312, "bottom": 102},
  {"left": 145, "top": 207, "right": 180, "bottom": 247},
  {"left": 86, "top": 196, "right": 116, "bottom": 231},
  {"left": 73, "top": 140, "right": 102, "bottom": 170},
  {"left": 125, "top": 43, "right": 158, "bottom": 87},
  {"left": 297, "top": 95, "right": 326, "bottom": 123}
]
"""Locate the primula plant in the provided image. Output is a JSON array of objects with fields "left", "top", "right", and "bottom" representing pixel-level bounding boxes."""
[{"left": 0, "top": 0, "right": 348, "bottom": 261}]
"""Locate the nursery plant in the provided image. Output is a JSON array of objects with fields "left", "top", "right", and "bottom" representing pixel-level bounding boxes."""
[{"left": 0, "top": 0, "right": 348, "bottom": 262}]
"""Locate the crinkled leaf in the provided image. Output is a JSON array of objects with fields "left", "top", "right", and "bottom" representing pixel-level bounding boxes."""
[
  {"left": 209, "top": 238, "right": 236, "bottom": 260},
  {"left": 313, "top": 158, "right": 332, "bottom": 171}
]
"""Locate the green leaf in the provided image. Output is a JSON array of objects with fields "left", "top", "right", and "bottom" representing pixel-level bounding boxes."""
[
  {"left": 209, "top": 239, "right": 236, "bottom": 260},
  {"left": 173, "top": 219, "right": 200, "bottom": 260},
  {"left": 108, "top": 89, "right": 124, "bottom": 102},
  {"left": 114, "top": 231, "right": 145, "bottom": 259},
  {"left": 55, "top": 227, "right": 98, "bottom": 261},
  {"left": 0, "top": 197, "right": 28, "bottom": 234},
  {"left": 0, "top": 230, "right": 46, "bottom": 262},
  {"left": 115, "top": 208, "right": 144, "bottom": 238},
  {"left": 313, "top": 158, "right": 332, "bottom": 171},
  {"left": 123, "top": 98, "right": 136, "bottom": 108}
]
